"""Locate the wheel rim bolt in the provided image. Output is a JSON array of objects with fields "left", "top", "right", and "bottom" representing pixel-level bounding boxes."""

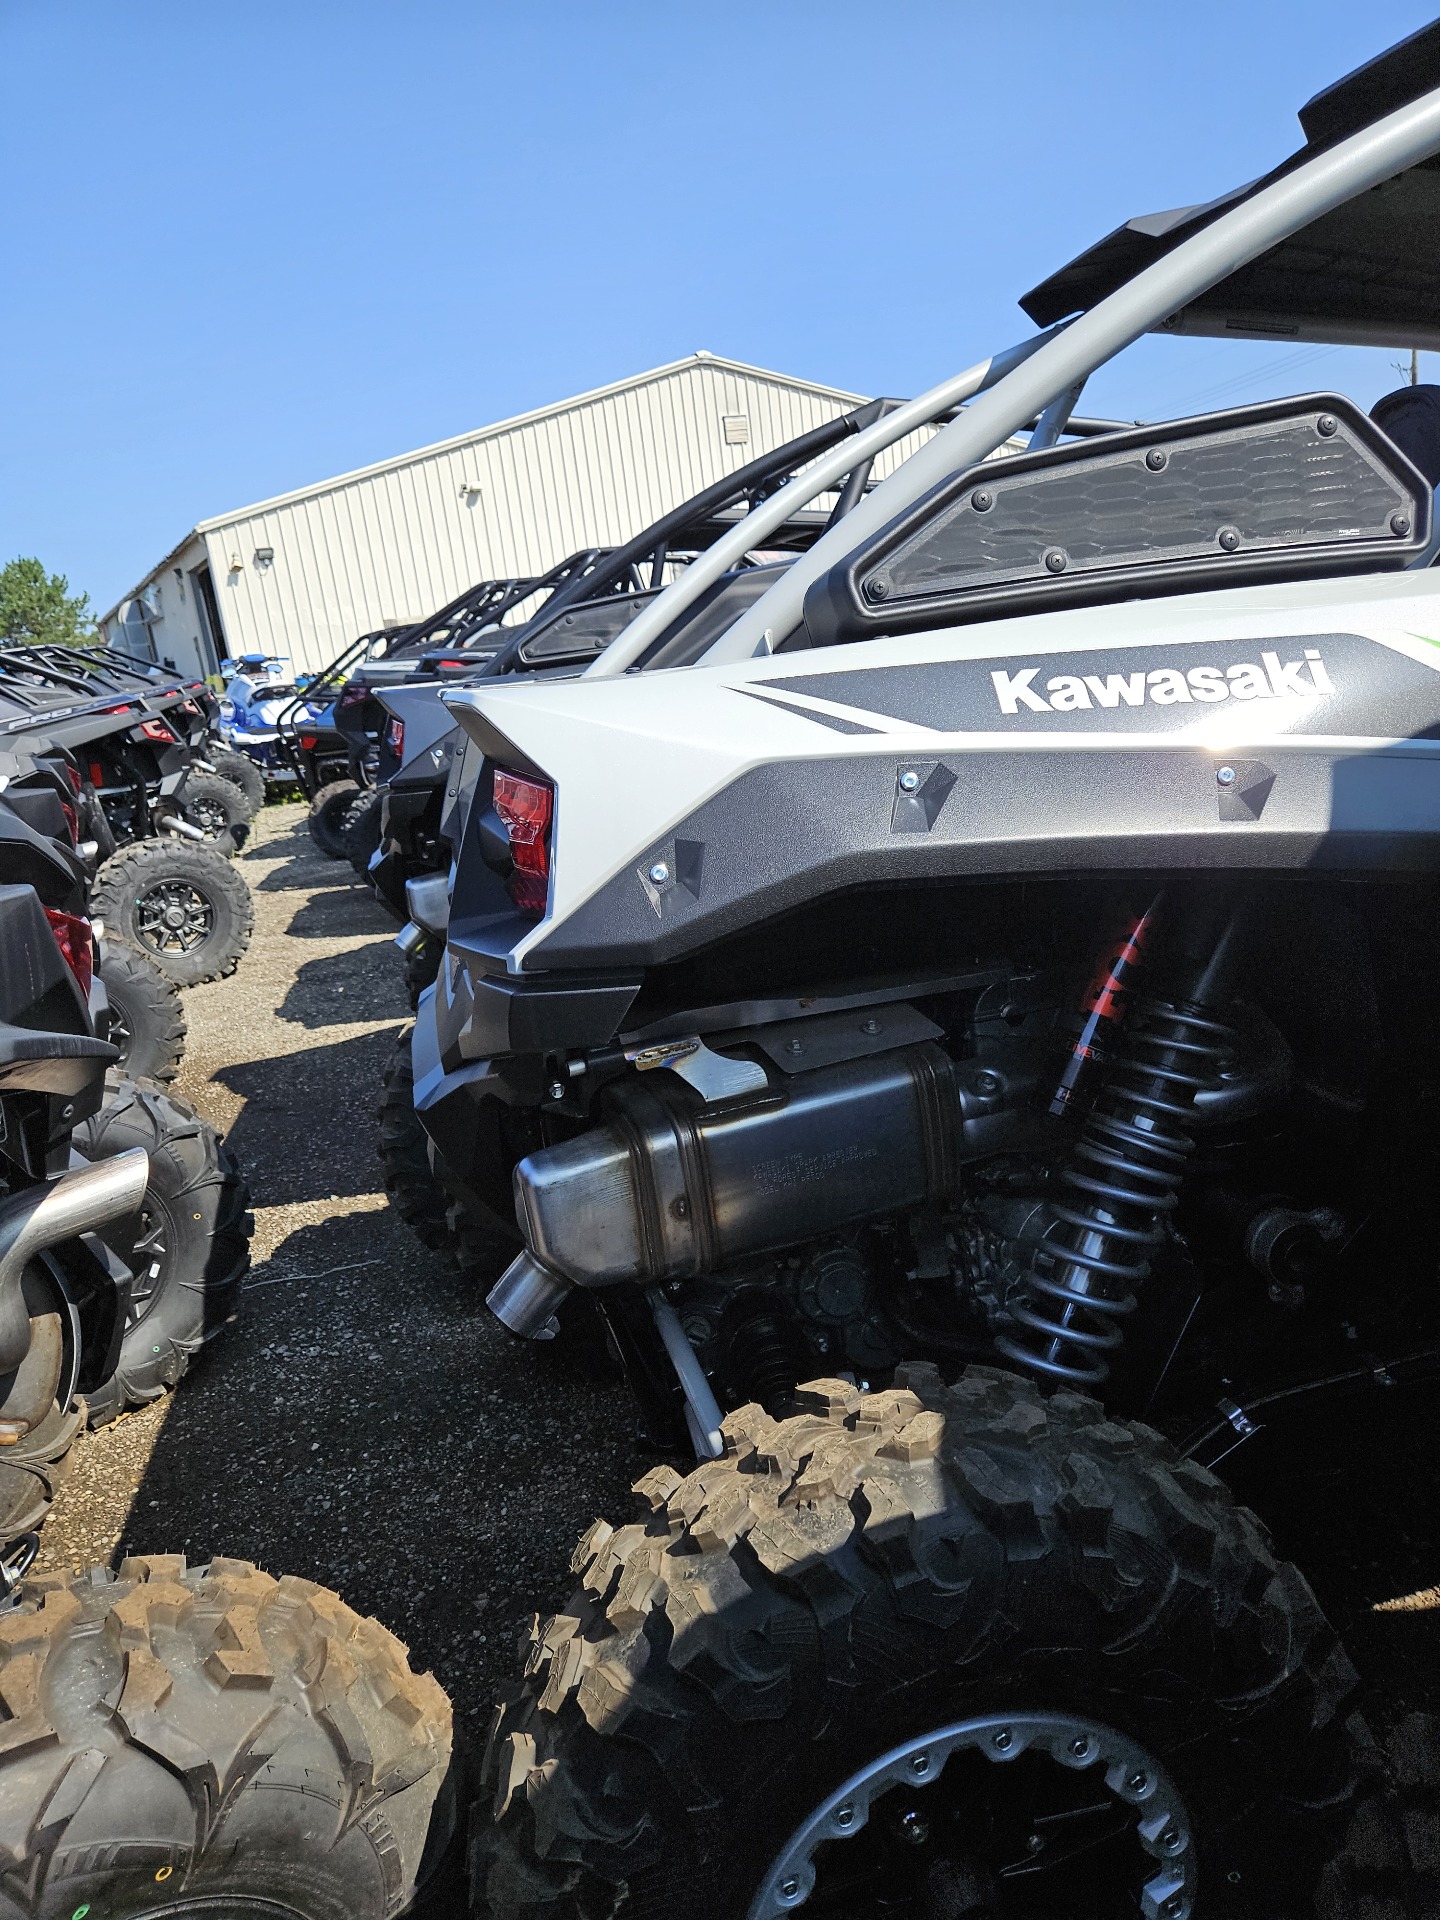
[
  {"left": 993, "top": 1728, "right": 1013, "bottom": 1752},
  {"left": 1161, "top": 1827, "right": 1180, "bottom": 1851},
  {"left": 1069, "top": 1736, "right": 1089, "bottom": 1757},
  {"left": 780, "top": 1876, "right": 800, "bottom": 1898},
  {"left": 1128, "top": 1770, "right": 1149, "bottom": 1793},
  {"left": 910, "top": 1753, "right": 930, "bottom": 1776},
  {"left": 835, "top": 1804, "right": 854, "bottom": 1828}
]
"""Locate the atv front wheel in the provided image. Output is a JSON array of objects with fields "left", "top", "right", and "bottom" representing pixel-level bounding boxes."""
[
  {"left": 98, "top": 940, "right": 187, "bottom": 1082},
  {"left": 76, "top": 1076, "right": 252, "bottom": 1426},
  {"left": 479, "top": 1365, "right": 1357, "bottom": 1919},
  {"left": 309, "top": 777, "right": 361, "bottom": 858},
  {"left": 208, "top": 746, "right": 266, "bottom": 814},
  {"left": 0, "top": 1557, "right": 459, "bottom": 1920},
  {"left": 178, "top": 770, "right": 251, "bottom": 854},
  {"left": 91, "top": 841, "right": 254, "bottom": 985}
]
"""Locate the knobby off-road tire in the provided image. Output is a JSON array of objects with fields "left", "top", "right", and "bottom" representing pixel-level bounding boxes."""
[
  {"left": 98, "top": 941, "right": 188, "bottom": 1083},
  {"left": 344, "top": 785, "right": 385, "bottom": 878},
  {"left": 0, "top": 1556, "right": 459, "bottom": 1920},
  {"left": 208, "top": 746, "right": 266, "bottom": 815},
  {"left": 0, "top": 1402, "right": 84, "bottom": 1541},
  {"left": 478, "top": 1365, "right": 1358, "bottom": 1920},
  {"left": 1318, "top": 1713, "right": 1440, "bottom": 1919},
  {"left": 377, "top": 1027, "right": 516, "bottom": 1276},
  {"left": 309, "top": 778, "right": 361, "bottom": 859},
  {"left": 91, "top": 841, "right": 254, "bottom": 986},
  {"left": 178, "top": 771, "right": 251, "bottom": 855},
  {"left": 76, "top": 1076, "right": 252, "bottom": 1426}
]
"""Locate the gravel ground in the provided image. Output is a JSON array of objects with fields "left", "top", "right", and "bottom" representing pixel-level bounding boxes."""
[
  {"left": 33, "top": 798, "right": 1440, "bottom": 1891},
  {"left": 36, "top": 801, "right": 636, "bottom": 1750}
]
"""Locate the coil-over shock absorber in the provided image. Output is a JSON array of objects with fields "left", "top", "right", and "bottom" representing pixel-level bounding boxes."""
[{"left": 996, "top": 893, "right": 1244, "bottom": 1389}]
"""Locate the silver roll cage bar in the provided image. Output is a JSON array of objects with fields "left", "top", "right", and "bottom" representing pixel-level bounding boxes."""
[{"left": 583, "top": 65, "right": 1440, "bottom": 679}]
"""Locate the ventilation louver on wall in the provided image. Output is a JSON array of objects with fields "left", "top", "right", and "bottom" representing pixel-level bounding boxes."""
[{"left": 803, "top": 394, "right": 1431, "bottom": 647}]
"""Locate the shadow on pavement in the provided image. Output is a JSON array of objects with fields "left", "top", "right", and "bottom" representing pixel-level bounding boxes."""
[
  {"left": 216, "top": 1028, "right": 405, "bottom": 1202},
  {"left": 117, "top": 1204, "right": 639, "bottom": 1748},
  {"left": 274, "top": 946, "right": 406, "bottom": 1031}
]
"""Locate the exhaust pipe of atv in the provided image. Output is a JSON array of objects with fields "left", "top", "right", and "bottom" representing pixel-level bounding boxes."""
[{"left": 0, "top": 1149, "right": 149, "bottom": 1374}]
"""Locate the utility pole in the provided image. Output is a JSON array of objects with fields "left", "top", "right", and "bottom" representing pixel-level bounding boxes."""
[{"left": 1412, "top": 347, "right": 1420, "bottom": 386}]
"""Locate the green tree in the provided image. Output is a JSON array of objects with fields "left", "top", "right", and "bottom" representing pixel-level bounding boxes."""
[{"left": 0, "top": 557, "right": 94, "bottom": 645}]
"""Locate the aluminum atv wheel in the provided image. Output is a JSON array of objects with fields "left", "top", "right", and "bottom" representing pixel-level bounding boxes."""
[
  {"left": 207, "top": 745, "right": 266, "bottom": 814},
  {"left": 91, "top": 841, "right": 254, "bottom": 985},
  {"left": 309, "top": 777, "right": 361, "bottom": 858},
  {"left": 0, "top": 1557, "right": 461, "bottom": 1920},
  {"left": 178, "top": 771, "right": 251, "bottom": 854},
  {"left": 478, "top": 1366, "right": 1358, "bottom": 1920},
  {"left": 97, "top": 940, "right": 188, "bottom": 1082},
  {"left": 75, "top": 1076, "right": 252, "bottom": 1426}
]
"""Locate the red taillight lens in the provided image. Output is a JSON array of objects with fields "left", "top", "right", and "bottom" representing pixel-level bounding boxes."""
[
  {"left": 64, "top": 764, "right": 82, "bottom": 796},
  {"left": 139, "top": 718, "right": 176, "bottom": 743},
  {"left": 44, "top": 908, "right": 94, "bottom": 998},
  {"left": 385, "top": 717, "right": 405, "bottom": 759},
  {"left": 492, "top": 768, "right": 553, "bottom": 914},
  {"left": 89, "top": 761, "right": 105, "bottom": 788},
  {"left": 59, "top": 799, "right": 79, "bottom": 845},
  {"left": 298, "top": 733, "right": 318, "bottom": 750}
]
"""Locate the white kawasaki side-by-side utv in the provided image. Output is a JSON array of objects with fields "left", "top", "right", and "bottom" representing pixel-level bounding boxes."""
[{"left": 411, "top": 20, "right": 1440, "bottom": 1919}]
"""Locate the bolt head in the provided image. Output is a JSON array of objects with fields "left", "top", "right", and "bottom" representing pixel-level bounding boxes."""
[
  {"left": 1217, "top": 525, "right": 1241, "bottom": 552},
  {"left": 548, "top": 1081, "right": 566, "bottom": 1101},
  {"left": 910, "top": 1752, "right": 930, "bottom": 1776},
  {"left": 864, "top": 574, "right": 890, "bottom": 602},
  {"left": 861, "top": 1017, "right": 882, "bottom": 1034},
  {"left": 974, "top": 1069, "right": 1001, "bottom": 1095},
  {"left": 972, "top": 488, "right": 994, "bottom": 512},
  {"left": 1043, "top": 547, "right": 1067, "bottom": 574},
  {"left": 993, "top": 1728, "right": 1013, "bottom": 1752},
  {"left": 1161, "top": 1826, "right": 1181, "bottom": 1851},
  {"left": 1391, "top": 512, "right": 1412, "bottom": 537},
  {"left": 780, "top": 1877, "right": 801, "bottom": 1898},
  {"left": 1069, "top": 1736, "right": 1090, "bottom": 1757},
  {"left": 1145, "top": 447, "right": 1167, "bottom": 471},
  {"left": 1216, "top": 764, "right": 1237, "bottom": 786},
  {"left": 898, "top": 769, "right": 921, "bottom": 793},
  {"left": 899, "top": 1809, "right": 929, "bottom": 1845},
  {"left": 1317, "top": 413, "right": 1338, "bottom": 437},
  {"left": 1127, "top": 1769, "right": 1149, "bottom": 1793},
  {"left": 835, "top": 1803, "right": 855, "bottom": 1828},
  {"left": 648, "top": 861, "right": 670, "bottom": 885},
  {"left": 785, "top": 1039, "right": 804, "bottom": 1055}
]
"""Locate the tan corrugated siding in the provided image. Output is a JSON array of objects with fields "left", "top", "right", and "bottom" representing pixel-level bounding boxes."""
[{"left": 193, "top": 357, "right": 865, "bottom": 672}]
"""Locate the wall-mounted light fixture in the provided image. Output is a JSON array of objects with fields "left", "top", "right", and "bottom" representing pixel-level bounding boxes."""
[
  {"left": 254, "top": 547, "right": 275, "bottom": 566},
  {"left": 459, "top": 481, "right": 482, "bottom": 500},
  {"left": 228, "top": 555, "right": 243, "bottom": 572}
]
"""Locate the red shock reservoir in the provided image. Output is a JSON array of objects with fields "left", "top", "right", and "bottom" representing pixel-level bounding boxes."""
[{"left": 1050, "top": 899, "right": 1158, "bottom": 1117}]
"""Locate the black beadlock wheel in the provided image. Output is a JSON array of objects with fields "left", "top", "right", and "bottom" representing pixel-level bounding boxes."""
[
  {"left": 309, "top": 778, "right": 361, "bottom": 858},
  {"left": 207, "top": 746, "right": 266, "bottom": 815},
  {"left": 0, "top": 1556, "right": 460, "bottom": 1920},
  {"left": 91, "top": 841, "right": 254, "bottom": 986},
  {"left": 477, "top": 1365, "right": 1359, "bottom": 1920},
  {"left": 377, "top": 1026, "right": 517, "bottom": 1276},
  {"left": 343, "top": 785, "right": 385, "bottom": 878},
  {"left": 98, "top": 941, "right": 188, "bottom": 1083},
  {"left": 75, "top": 1076, "right": 253, "bottom": 1426},
  {"left": 178, "top": 771, "right": 251, "bottom": 855}
]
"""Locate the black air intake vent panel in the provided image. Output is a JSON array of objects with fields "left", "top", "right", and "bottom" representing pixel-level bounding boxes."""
[{"left": 804, "top": 395, "right": 1429, "bottom": 648}]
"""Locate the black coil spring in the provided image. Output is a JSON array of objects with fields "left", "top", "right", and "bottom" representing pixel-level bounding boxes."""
[{"left": 997, "top": 999, "right": 1232, "bottom": 1388}]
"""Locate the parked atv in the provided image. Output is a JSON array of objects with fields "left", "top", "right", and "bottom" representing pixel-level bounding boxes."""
[
  {"left": 0, "top": 679, "right": 256, "bottom": 983},
  {"left": 0, "top": 760, "right": 252, "bottom": 1520},
  {"left": 395, "top": 23, "right": 1440, "bottom": 1912}
]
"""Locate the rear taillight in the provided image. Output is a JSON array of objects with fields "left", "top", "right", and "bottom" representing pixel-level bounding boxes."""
[
  {"left": 64, "top": 764, "right": 82, "bottom": 796},
  {"left": 298, "top": 733, "right": 318, "bottom": 750},
  {"left": 138, "top": 718, "right": 176, "bottom": 743},
  {"left": 385, "top": 717, "right": 405, "bottom": 759},
  {"left": 58, "top": 800, "right": 79, "bottom": 845},
  {"left": 491, "top": 768, "right": 553, "bottom": 915},
  {"left": 44, "top": 909, "right": 94, "bottom": 998}
]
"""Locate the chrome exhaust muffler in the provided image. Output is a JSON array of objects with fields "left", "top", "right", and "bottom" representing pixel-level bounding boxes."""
[{"left": 0, "top": 1149, "right": 149, "bottom": 1373}]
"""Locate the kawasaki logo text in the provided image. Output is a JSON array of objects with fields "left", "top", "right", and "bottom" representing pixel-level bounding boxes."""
[{"left": 990, "top": 649, "right": 1334, "bottom": 715}]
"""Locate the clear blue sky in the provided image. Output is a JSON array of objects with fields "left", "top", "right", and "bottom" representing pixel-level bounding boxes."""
[{"left": 3, "top": 0, "right": 1437, "bottom": 615}]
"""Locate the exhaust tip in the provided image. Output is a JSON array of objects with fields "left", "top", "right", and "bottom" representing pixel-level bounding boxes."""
[{"left": 487, "top": 1252, "right": 571, "bottom": 1341}]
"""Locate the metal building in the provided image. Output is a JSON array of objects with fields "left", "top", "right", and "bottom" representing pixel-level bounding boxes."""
[{"left": 100, "top": 352, "right": 922, "bottom": 681}]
